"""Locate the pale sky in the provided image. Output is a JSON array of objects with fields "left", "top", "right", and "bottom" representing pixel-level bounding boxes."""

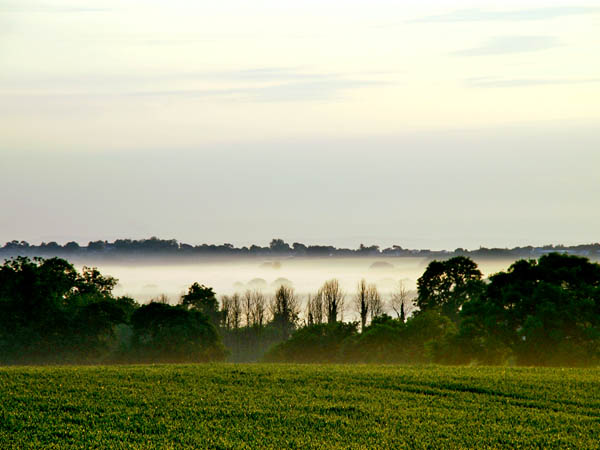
[{"left": 1, "top": 0, "right": 600, "bottom": 249}]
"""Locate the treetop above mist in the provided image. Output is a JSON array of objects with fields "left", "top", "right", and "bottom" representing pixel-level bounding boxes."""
[{"left": 2, "top": 236, "right": 600, "bottom": 259}]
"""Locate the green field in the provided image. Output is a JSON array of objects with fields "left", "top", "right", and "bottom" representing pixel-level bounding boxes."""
[{"left": 1, "top": 365, "right": 599, "bottom": 449}]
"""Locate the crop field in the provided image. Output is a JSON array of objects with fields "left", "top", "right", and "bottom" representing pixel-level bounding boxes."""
[{"left": 1, "top": 364, "right": 599, "bottom": 449}]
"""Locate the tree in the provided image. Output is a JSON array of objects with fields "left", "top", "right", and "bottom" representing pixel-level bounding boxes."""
[
  {"left": 241, "top": 289, "right": 268, "bottom": 327},
  {"left": 77, "top": 266, "right": 118, "bottom": 296},
  {"left": 354, "top": 279, "right": 369, "bottom": 331},
  {"left": 269, "top": 238, "right": 291, "bottom": 253},
  {"left": 320, "top": 279, "right": 345, "bottom": 324},
  {"left": 180, "top": 282, "right": 221, "bottom": 325},
  {"left": 264, "top": 322, "right": 358, "bottom": 363},
  {"left": 416, "top": 256, "right": 483, "bottom": 322},
  {"left": 75, "top": 299, "right": 128, "bottom": 357},
  {"left": 358, "top": 244, "right": 380, "bottom": 255},
  {"left": 346, "top": 315, "right": 404, "bottom": 362},
  {"left": 390, "top": 281, "right": 412, "bottom": 322},
  {"left": 87, "top": 240, "right": 106, "bottom": 252},
  {"left": 242, "top": 290, "right": 253, "bottom": 327},
  {"left": 152, "top": 294, "right": 171, "bottom": 304},
  {"left": 349, "top": 311, "right": 458, "bottom": 364},
  {"left": 0, "top": 256, "right": 128, "bottom": 363},
  {"left": 292, "top": 242, "right": 307, "bottom": 255},
  {"left": 367, "top": 283, "right": 383, "bottom": 322},
  {"left": 306, "top": 292, "right": 324, "bottom": 326},
  {"left": 250, "top": 290, "right": 268, "bottom": 327},
  {"left": 460, "top": 253, "right": 600, "bottom": 366},
  {"left": 221, "top": 293, "right": 242, "bottom": 330},
  {"left": 270, "top": 285, "right": 300, "bottom": 340},
  {"left": 130, "top": 302, "right": 226, "bottom": 362},
  {"left": 64, "top": 241, "right": 80, "bottom": 252}
]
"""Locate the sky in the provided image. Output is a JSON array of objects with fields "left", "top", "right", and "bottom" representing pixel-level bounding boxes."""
[{"left": 1, "top": 0, "right": 599, "bottom": 250}]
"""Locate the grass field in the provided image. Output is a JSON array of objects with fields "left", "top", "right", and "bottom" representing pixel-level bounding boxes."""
[{"left": 1, "top": 364, "right": 599, "bottom": 449}]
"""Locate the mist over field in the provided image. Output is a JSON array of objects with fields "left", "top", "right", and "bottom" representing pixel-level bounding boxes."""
[{"left": 89, "top": 256, "right": 514, "bottom": 312}]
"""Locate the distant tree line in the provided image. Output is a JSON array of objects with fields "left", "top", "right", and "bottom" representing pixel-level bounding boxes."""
[
  {"left": 2, "top": 237, "right": 600, "bottom": 260},
  {"left": 1, "top": 253, "right": 600, "bottom": 366}
]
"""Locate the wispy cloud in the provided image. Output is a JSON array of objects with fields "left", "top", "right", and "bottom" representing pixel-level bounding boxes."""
[
  {"left": 413, "top": 7, "right": 600, "bottom": 23},
  {"left": 467, "top": 77, "right": 600, "bottom": 88},
  {"left": 0, "top": 68, "right": 338, "bottom": 87},
  {"left": 0, "top": 0, "right": 112, "bottom": 13},
  {"left": 0, "top": 68, "right": 390, "bottom": 103},
  {"left": 454, "top": 36, "right": 560, "bottom": 56},
  {"left": 129, "top": 79, "right": 388, "bottom": 102},
  {"left": 197, "top": 68, "right": 336, "bottom": 82}
]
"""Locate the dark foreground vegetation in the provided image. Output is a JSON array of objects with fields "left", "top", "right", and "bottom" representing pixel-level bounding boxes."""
[
  {"left": 0, "top": 257, "right": 227, "bottom": 364},
  {"left": 1, "top": 252, "right": 599, "bottom": 366},
  {"left": 1, "top": 364, "right": 598, "bottom": 449}
]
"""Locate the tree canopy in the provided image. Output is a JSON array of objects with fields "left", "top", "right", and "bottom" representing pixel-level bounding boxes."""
[
  {"left": 0, "top": 257, "right": 227, "bottom": 364},
  {"left": 416, "top": 256, "right": 483, "bottom": 322},
  {"left": 460, "top": 253, "right": 600, "bottom": 366}
]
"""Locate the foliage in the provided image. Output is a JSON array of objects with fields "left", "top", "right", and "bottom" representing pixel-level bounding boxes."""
[
  {"left": 264, "top": 322, "right": 358, "bottom": 363},
  {"left": 180, "top": 282, "right": 222, "bottom": 325},
  {"left": 320, "top": 279, "right": 345, "bottom": 324},
  {"left": 130, "top": 302, "right": 227, "bottom": 363},
  {"left": 416, "top": 256, "right": 483, "bottom": 322},
  {"left": 221, "top": 324, "right": 283, "bottom": 363},
  {"left": 341, "top": 312, "right": 457, "bottom": 364},
  {"left": 459, "top": 253, "right": 600, "bottom": 366},
  {"left": 0, "top": 256, "right": 128, "bottom": 363},
  {"left": 269, "top": 285, "right": 300, "bottom": 340},
  {"left": 0, "top": 257, "right": 227, "bottom": 364}
]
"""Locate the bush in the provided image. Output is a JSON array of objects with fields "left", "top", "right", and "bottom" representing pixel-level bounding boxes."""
[
  {"left": 264, "top": 322, "right": 358, "bottom": 363},
  {"left": 130, "top": 302, "right": 227, "bottom": 363}
]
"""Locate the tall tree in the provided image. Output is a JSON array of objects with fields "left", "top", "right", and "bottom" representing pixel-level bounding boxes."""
[
  {"left": 320, "top": 279, "right": 345, "bottom": 324},
  {"left": 306, "top": 292, "right": 324, "bottom": 326},
  {"left": 221, "top": 293, "right": 242, "bottom": 330},
  {"left": 354, "top": 279, "right": 369, "bottom": 331},
  {"left": 367, "top": 283, "right": 384, "bottom": 321},
  {"left": 248, "top": 290, "right": 267, "bottom": 327},
  {"left": 180, "top": 282, "right": 221, "bottom": 325},
  {"left": 390, "top": 281, "right": 411, "bottom": 322},
  {"left": 270, "top": 285, "right": 300, "bottom": 339}
]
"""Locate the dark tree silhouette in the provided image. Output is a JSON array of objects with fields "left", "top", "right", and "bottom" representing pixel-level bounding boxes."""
[
  {"left": 390, "top": 281, "right": 411, "bottom": 322},
  {"left": 264, "top": 322, "right": 358, "bottom": 363},
  {"left": 131, "top": 302, "right": 226, "bottom": 362},
  {"left": 460, "top": 253, "right": 600, "bottom": 366},
  {"left": 270, "top": 285, "right": 300, "bottom": 340},
  {"left": 320, "top": 279, "right": 345, "bottom": 324},
  {"left": 306, "top": 292, "right": 324, "bottom": 326},
  {"left": 180, "top": 282, "right": 222, "bottom": 325},
  {"left": 0, "top": 256, "right": 130, "bottom": 363},
  {"left": 417, "top": 256, "right": 483, "bottom": 322},
  {"left": 269, "top": 238, "right": 291, "bottom": 254},
  {"left": 354, "top": 279, "right": 369, "bottom": 331}
]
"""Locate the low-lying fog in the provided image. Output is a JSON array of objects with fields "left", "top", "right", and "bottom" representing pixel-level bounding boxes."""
[{"left": 79, "top": 258, "right": 516, "bottom": 312}]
